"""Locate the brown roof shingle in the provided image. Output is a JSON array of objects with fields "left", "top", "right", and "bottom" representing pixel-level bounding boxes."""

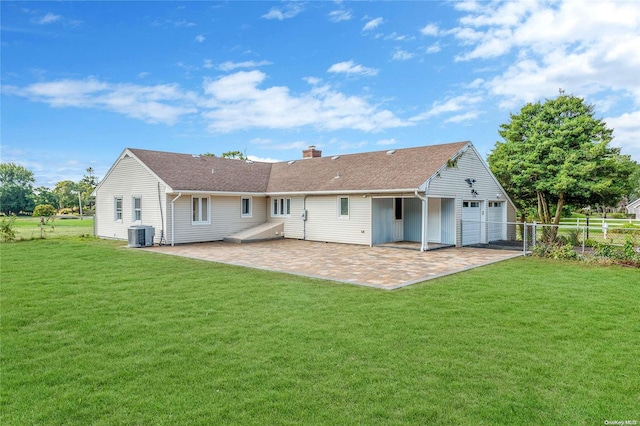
[
  {"left": 129, "top": 149, "right": 272, "bottom": 193},
  {"left": 128, "top": 141, "right": 469, "bottom": 193}
]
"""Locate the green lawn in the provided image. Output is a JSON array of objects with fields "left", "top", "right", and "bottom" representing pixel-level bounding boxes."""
[
  {"left": 1, "top": 238, "right": 638, "bottom": 425},
  {"left": 10, "top": 216, "right": 94, "bottom": 240}
]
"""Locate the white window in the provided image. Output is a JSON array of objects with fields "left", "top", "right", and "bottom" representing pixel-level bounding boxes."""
[
  {"left": 241, "top": 197, "right": 252, "bottom": 218},
  {"left": 192, "top": 196, "right": 210, "bottom": 224},
  {"left": 338, "top": 196, "right": 349, "bottom": 218},
  {"left": 132, "top": 196, "right": 142, "bottom": 222},
  {"left": 114, "top": 196, "right": 123, "bottom": 222},
  {"left": 271, "top": 197, "right": 291, "bottom": 217}
]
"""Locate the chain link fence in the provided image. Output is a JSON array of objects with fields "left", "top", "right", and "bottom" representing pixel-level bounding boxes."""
[{"left": 461, "top": 219, "right": 640, "bottom": 256}]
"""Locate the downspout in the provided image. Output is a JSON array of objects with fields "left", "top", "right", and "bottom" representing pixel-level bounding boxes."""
[
  {"left": 302, "top": 195, "right": 309, "bottom": 240},
  {"left": 170, "top": 193, "right": 182, "bottom": 246}
]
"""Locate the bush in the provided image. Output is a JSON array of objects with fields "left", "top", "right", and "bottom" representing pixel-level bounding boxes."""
[
  {"left": 0, "top": 215, "right": 17, "bottom": 242},
  {"left": 565, "top": 228, "right": 581, "bottom": 247},
  {"left": 33, "top": 204, "right": 57, "bottom": 218},
  {"left": 58, "top": 208, "right": 74, "bottom": 215},
  {"left": 593, "top": 242, "right": 621, "bottom": 259},
  {"left": 531, "top": 242, "right": 577, "bottom": 260}
]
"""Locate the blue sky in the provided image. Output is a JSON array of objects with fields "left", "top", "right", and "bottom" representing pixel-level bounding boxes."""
[{"left": 2, "top": 1, "right": 640, "bottom": 188}]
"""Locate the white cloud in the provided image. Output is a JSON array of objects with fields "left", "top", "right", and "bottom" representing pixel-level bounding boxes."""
[
  {"left": 137, "top": 72, "right": 150, "bottom": 79},
  {"left": 444, "top": 111, "right": 479, "bottom": 124},
  {"left": 6, "top": 71, "right": 412, "bottom": 134},
  {"left": 410, "top": 94, "right": 483, "bottom": 121},
  {"left": 362, "top": 17, "right": 383, "bottom": 32},
  {"left": 392, "top": 50, "right": 414, "bottom": 61},
  {"left": 5, "top": 79, "right": 198, "bottom": 125},
  {"left": 262, "top": 3, "right": 303, "bottom": 20},
  {"left": 376, "top": 138, "right": 397, "bottom": 146},
  {"left": 303, "top": 76, "right": 322, "bottom": 85},
  {"left": 449, "top": 0, "right": 640, "bottom": 109},
  {"left": 420, "top": 23, "right": 439, "bottom": 36},
  {"left": 425, "top": 43, "right": 441, "bottom": 54},
  {"left": 218, "top": 60, "right": 272, "bottom": 72},
  {"left": 195, "top": 34, "right": 205, "bottom": 43},
  {"left": 327, "top": 61, "right": 378, "bottom": 77},
  {"left": 203, "top": 59, "right": 213, "bottom": 69},
  {"left": 202, "top": 70, "right": 411, "bottom": 132},
  {"left": 247, "top": 155, "right": 281, "bottom": 163},
  {"left": 36, "top": 13, "right": 61, "bottom": 25},
  {"left": 606, "top": 111, "right": 640, "bottom": 159},
  {"left": 328, "top": 10, "right": 351, "bottom": 22}
]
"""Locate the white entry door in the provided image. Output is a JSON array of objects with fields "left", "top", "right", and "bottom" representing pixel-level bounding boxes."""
[{"left": 462, "top": 201, "right": 481, "bottom": 245}]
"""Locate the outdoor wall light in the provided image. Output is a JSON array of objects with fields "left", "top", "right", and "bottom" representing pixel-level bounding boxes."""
[
  {"left": 465, "top": 178, "right": 476, "bottom": 187},
  {"left": 471, "top": 189, "right": 479, "bottom": 197}
]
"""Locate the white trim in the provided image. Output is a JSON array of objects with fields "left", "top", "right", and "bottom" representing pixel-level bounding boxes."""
[
  {"left": 271, "top": 197, "right": 291, "bottom": 217},
  {"left": 191, "top": 195, "right": 211, "bottom": 225},
  {"left": 114, "top": 196, "right": 123, "bottom": 222},
  {"left": 338, "top": 196, "right": 350, "bottom": 219},
  {"left": 132, "top": 195, "right": 142, "bottom": 223},
  {"left": 241, "top": 196, "right": 252, "bottom": 218}
]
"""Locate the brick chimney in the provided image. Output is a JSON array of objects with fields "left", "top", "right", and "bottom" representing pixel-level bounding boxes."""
[{"left": 302, "top": 145, "right": 322, "bottom": 158}]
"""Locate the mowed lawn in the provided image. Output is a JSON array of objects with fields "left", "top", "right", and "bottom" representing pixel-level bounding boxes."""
[
  {"left": 1, "top": 238, "right": 638, "bottom": 425},
  {"left": 11, "top": 216, "right": 94, "bottom": 240}
]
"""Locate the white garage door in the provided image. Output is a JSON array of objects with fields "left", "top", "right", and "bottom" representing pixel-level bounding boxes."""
[
  {"left": 462, "top": 201, "right": 481, "bottom": 245},
  {"left": 488, "top": 201, "right": 503, "bottom": 242}
]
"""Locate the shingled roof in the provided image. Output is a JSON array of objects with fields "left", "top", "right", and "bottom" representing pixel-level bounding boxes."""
[
  {"left": 129, "top": 149, "right": 272, "bottom": 193},
  {"left": 126, "top": 141, "right": 469, "bottom": 193}
]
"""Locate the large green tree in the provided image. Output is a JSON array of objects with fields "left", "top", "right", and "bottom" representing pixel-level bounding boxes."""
[
  {"left": 0, "top": 163, "right": 35, "bottom": 215},
  {"left": 53, "top": 180, "right": 80, "bottom": 210},
  {"left": 488, "top": 92, "right": 636, "bottom": 225}
]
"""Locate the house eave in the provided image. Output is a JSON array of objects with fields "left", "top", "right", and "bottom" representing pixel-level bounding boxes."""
[{"left": 266, "top": 188, "right": 422, "bottom": 197}]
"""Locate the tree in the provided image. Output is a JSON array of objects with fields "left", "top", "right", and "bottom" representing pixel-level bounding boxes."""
[
  {"left": 221, "top": 150, "right": 246, "bottom": 160},
  {"left": 0, "top": 163, "right": 35, "bottom": 215},
  {"left": 53, "top": 180, "right": 80, "bottom": 210},
  {"left": 488, "top": 92, "right": 636, "bottom": 225},
  {"left": 33, "top": 186, "right": 59, "bottom": 207},
  {"left": 79, "top": 167, "right": 99, "bottom": 210}
]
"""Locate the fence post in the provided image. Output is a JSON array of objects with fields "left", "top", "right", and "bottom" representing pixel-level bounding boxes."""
[
  {"left": 523, "top": 222, "right": 527, "bottom": 255},
  {"left": 532, "top": 222, "right": 537, "bottom": 247}
]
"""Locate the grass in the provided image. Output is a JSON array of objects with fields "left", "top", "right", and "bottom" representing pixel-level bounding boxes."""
[
  {"left": 9, "top": 216, "right": 94, "bottom": 240},
  {"left": 1, "top": 238, "right": 639, "bottom": 424}
]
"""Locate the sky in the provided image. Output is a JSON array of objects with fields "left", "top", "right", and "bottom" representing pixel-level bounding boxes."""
[{"left": 2, "top": 0, "right": 640, "bottom": 188}]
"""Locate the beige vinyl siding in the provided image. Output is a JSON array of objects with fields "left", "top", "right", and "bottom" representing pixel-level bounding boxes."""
[
  {"left": 267, "top": 196, "right": 304, "bottom": 239},
  {"left": 303, "top": 195, "right": 371, "bottom": 245},
  {"left": 429, "top": 147, "right": 511, "bottom": 246},
  {"left": 95, "top": 155, "right": 167, "bottom": 243},
  {"left": 169, "top": 195, "right": 267, "bottom": 244}
]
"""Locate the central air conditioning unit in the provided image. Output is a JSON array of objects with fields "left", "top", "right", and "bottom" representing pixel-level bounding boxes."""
[{"left": 128, "top": 225, "right": 155, "bottom": 247}]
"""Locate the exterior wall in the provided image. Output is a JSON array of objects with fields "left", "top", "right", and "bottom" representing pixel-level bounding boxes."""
[
  {"left": 428, "top": 147, "right": 514, "bottom": 246},
  {"left": 168, "top": 195, "right": 267, "bottom": 244},
  {"left": 266, "top": 196, "right": 305, "bottom": 239},
  {"left": 302, "top": 195, "right": 371, "bottom": 245},
  {"left": 95, "top": 156, "right": 167, "bottom": 243}
]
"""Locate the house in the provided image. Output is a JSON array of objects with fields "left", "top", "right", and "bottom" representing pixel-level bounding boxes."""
[
  {"left": 627, "top": 198, "right": 640, "bottom": 218},
  {"left": 93, "top": 141, "right": 517, "bottom": 250}
]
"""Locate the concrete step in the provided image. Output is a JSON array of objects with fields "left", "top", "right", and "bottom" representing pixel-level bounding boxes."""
[{"left": 223, "top": 222, "right": 284, "bottom": 243}]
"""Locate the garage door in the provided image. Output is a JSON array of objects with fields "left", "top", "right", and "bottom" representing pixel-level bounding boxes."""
[
  {"left": 488, "top": 201, "right": 503, "bottom": 242},
  {"left": 462, "top": 201, "right": 481, "bottom": 245}
]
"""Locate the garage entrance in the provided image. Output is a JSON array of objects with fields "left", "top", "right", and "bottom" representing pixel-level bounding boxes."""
[
  {"left": 488, "top": 201, "right": 504, "bottom": 242},
  {"left": 462, "top": 201, "right": 482, "bottom": 245}
]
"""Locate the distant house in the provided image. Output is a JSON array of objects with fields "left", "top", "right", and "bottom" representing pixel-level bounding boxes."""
[
  {"left": 93, "top": 141, "right": 516, "bottom": 250},
  {"left": 627, "top": 198, "right": 640, "bottom": 218}
]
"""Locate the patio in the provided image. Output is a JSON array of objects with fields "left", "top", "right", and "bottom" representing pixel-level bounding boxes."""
[{"left": 144, "top": 239, "right": 522, "bottom": 290}]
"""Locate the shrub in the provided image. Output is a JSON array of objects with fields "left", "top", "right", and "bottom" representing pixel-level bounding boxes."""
[
  {"left": 58, "top": 208, "right": 74, "bottom": 215},
  {"left": 531, "top": 242, "right": 578, "bottom": 260},
  {"left": 593, "top": 242, "right": 621, "bottom": 259},
  {"left": 0, "top": 215, "right": 17, "bottom": 242},
  {"left": 33, "top": 204, "right": 57, "bottom": 218},
  {"left": 623, "top": 237, "right": 639, "bottom": 262},
  {"left": 565, "top": 228, "right": 581, "bottom": 247}
]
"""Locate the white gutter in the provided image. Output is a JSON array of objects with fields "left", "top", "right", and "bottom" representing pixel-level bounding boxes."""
[
  {"left": 170, "top": 192, "right": 182, "bottom": 246},
  {"left": 414, "top": 190, "right": 428, "bottom": 252},
  {"left": 267, "top": 188, "right": 419, "bottom": 197}
]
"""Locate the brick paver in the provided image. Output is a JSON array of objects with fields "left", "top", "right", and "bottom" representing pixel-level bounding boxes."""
[{"left": 145, "top": 239, "right": 522, "bottom": 289}]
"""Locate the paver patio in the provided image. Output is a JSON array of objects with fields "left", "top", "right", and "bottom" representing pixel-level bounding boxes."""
[{"left": 145, "top": 239, "right": 522, "bottom": 289}]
